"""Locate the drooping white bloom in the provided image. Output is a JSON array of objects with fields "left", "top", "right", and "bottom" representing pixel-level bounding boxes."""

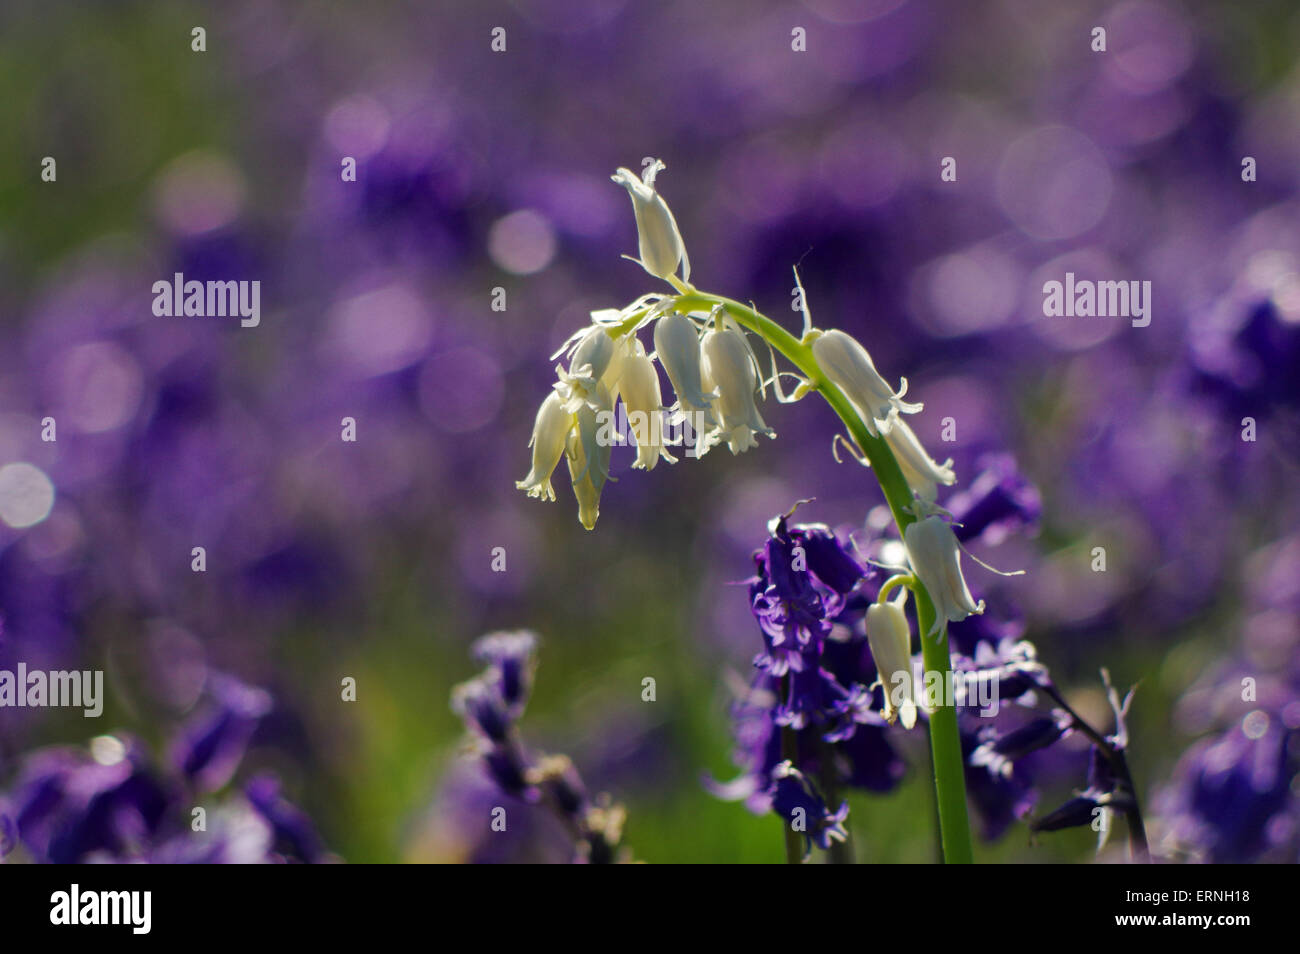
[
  {"left": 653, "top": 311, "right": 715, "bottom": 423},
  {"left": 566, "top": 383, "right": 614, "bottom": 530},
  {"left": 515, "top": 391, "right": 571, "bottom": 501},
  {"left": 572, "top": 325, "right": 615, "bottom": 381},
  {"left": 864, "top": 599, "right": 918, "bottom": 729},
  {"left": 555, "top": 325, "right": 616, "bottom": 413},
  {"left": 617, "top": 341, "right": 677, "bottom": 470},
  {"left": 701, "top": 323, "right": 774, "bottom": 455},
  {"left": 611, "top": 160, "right": 690, "bottom": 285},
  {"left": 903, "top": 515, "right": 985, "bottom": 639},
  {"left": 603, "top": 335, "right": 633, "bottom": 407},
  {"left": 810, "top": 329, "right": 921, "bottom": 436},
  {"left": 884, "top": 419, "right": 956, "bottom": 502}
]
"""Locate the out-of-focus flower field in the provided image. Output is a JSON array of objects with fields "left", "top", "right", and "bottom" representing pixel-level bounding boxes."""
[{"left": 1, "top": 0, "right": 1297, "bottom": 863}]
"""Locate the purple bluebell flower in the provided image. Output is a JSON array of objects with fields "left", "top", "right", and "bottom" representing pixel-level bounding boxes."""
[
  {"left": 1031, "top": 795, "right": 1106, "bottom": 834},
  {"left": 769, "top": 761, "right": 850, "bottom": 860},
  {"left": 2, "top": 675, "right": 329, "bottom": 863},
  {"left": 971, "top": 715, "right": 1071, "bottom": 779},
  {"left": 712, "top": 510, "right": 910, "bottom": 850},
  {"left": 471, "top": 630, "right": 537, "bottom": 712},
  {"left": 951, "top": 638, "right": 1048, "bottom": 709},
  {"left": 1152, "top": 717, "right": 1296, "bottom": 863},
  {"left": 172, "top": 674, "right": 273, "bottom": 792},
  {"left": 961, "top": 730, "right": 1041, "bottom": 841},
  {"left": 451, "top": 632, "right": 632, "bottom": 863},
  {"left": 452, "top": 676, "right": 514, "bottom": 745},
  {"left": 245, "top": 774, "right": 326, "bottom": 864},
  {"left": 6, "top": 740, "right": 171, "bottom": 864},
  {"left": 946, "top": 454, "right": 1042, "bottom": 546}
]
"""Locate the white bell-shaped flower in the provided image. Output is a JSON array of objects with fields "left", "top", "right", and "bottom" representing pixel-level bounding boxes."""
[
  {"left": 611, "top": 160, "right": 690, "bottom": 285},
  {"left": 864, "top": 599, "right": 918, "bottom": 729},
  {"left": 618, "top": 341, "right": 677, "bottom": 470},
  {"left": 810, "top": 329, "right": 921, "bottom": 436},
  {"left": 884, "top": 419, "right": 956, "bottom": 502},
  {"left": 566, "top": 383, "right": 614, "bottom": 530},
  {"left": 556, "top": 325, "right": 616, "bottom": 413},
  {"left": 701, "top": 324, "right": 774, "bottom": 455},
  {"left": 515, "top": 391, "right": 571, "bottom": 501},
  {"left": 903, "top": 515, "right": 985, "bottom": 639},
  {"left": 653, "top": 312, "right": 715, "bottom": 424}
]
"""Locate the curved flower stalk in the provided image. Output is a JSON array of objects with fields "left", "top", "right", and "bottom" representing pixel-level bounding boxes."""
[
  {"left": 451, "top": 631, "right": 633, "bottom": 864},
  {"left": 514, "top": 158, "right": 1040, "bottom": 862}
]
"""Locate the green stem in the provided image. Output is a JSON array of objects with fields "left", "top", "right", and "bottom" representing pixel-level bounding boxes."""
[
  {"left": 876, "top": 573, "right": 916, "bottom": 604},
  {"left": 666, "top": 290, "right": 976, "bottom": 865}
]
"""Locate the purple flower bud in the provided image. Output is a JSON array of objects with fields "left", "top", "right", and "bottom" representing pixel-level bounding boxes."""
[
  {"left": 948, "top": 454, "right": 1042, "bottom": 546},
  {"left": 769, "top": 761, "right": 849, "bottom": 859},
  {"left": 451, "top": 677, "right": 513, "bottom": 744},
  {"left": 1031, "top": 795, "right": 1104, "bottom": 833},
  {"left": 173, "top": 674, "right": 272, "bottom": 792},
  {"left": 245, "top": 773, "right": 325, "bottom": 863},
  {"left": 471, "top": 630, "right": 537, "bottom": 711},
  {"left": 483, "top": 747, "right": 534, "bottom": 801}
]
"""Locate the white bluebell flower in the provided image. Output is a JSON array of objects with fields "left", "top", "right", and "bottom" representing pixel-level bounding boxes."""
[
  {"left": 617, "top": 340, "right": 677, "bottom": 470},
  {"left": 653, "top": 311, "right": 715, "bottom": 424},
  {"left": 864, "top": 598, "right": 918, "bottom": 729},
  {"left": 701, "top": 320, "right": 774, "bottom": 455},
  {"left": 884, "top": 419, "right": 956, "bottom": 502},
  {"left": 810, "top": 329, "right": 921, "bottom": 436},
  {"left": 516, "top": 391, "right": 570, "bottom": 501},
  {"left": 611, "top": 160, "right": 690, "bottom": 286},
  {"left": 903, "top": 514, "right": 985, "bottom": 638}
]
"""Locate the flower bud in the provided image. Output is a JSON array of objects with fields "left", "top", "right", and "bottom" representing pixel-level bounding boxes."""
[
  {"left": 701, "top": 325, "right": 774, "bottom": 455},
  {"left": 516, "top": 391, "right": 571, "bottom": 501},
  {"left": 864, "top": 600, "right": 918, "bottom": 729},
  {"left": 884, "top": 419, "right": 955, "bottom": 502},
  {"left": 903, "top": 515, "right": 985, "bottom": 638},
  {"left": 811, "top": 329, "right": 921, "bottom": 436},
  {"left": 611, "top": 160, "right": 689, "bottom": 284}
]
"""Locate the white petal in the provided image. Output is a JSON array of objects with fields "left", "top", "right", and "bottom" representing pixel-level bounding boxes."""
[
  {"left": 904, "top": 516, "right": 984, "bottom": 637},
  {"left": 865, "top": 600, "right": 917, "bottom": 728},
  {"left": 612, "top": 164, "right": 687, "bottom": 282},
  {"left": 885, "top": 419, "right": 956, "bottom": 502},
  {"left": 515, "top": 392, "right": 570, "bottom": 501}
]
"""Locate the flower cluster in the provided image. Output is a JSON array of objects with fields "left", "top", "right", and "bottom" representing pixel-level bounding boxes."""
[
  {"left": 518, "top": 159, "right": 935, "bottom": 530},
  {"left": 710, "top": 446, "right": 1149, "bottom": 858},
  {"left": 707, "top": 512, "right": 883, "bottom": 859},
  {"left": 0, "top": 674, "right": 327, "bottom": 864},
  {"left": 451, "top": 631, "right": 631, "bottom": 864}
]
